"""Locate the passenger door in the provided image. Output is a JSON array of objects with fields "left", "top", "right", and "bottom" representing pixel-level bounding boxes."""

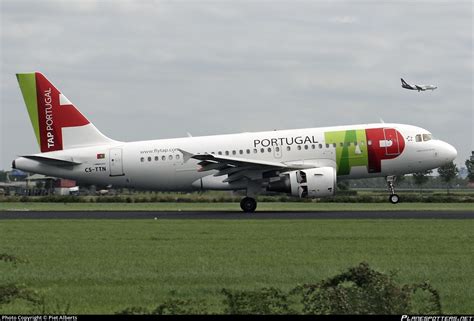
[{"left": 382, "top": 128, "right": 401, "bottom": 156}]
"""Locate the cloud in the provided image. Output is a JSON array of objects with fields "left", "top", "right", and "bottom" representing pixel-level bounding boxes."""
[
  {"left": 329, "top": 15, "right": 358, "bottom": 24},
  {"left": 0, "top": 1, "right": 472, "bottom": 169}
]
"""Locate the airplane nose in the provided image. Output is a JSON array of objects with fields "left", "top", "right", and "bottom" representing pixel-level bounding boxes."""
[{"left": 443, "top": 142, "right": 457, "bottom": 162}]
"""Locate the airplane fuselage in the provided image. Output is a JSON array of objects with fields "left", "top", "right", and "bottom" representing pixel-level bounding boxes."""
[{"left": 14, "top": 123, "right": 456, "bottom": 192}]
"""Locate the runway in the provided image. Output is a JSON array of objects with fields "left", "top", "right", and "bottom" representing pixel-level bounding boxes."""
[{"left": 0, "top": 210, "right": 473, "bottom": 219}]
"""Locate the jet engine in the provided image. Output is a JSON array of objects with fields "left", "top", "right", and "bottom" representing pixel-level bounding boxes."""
[{"left": 267, "top": 167, "right": 336, "bottom": 198}]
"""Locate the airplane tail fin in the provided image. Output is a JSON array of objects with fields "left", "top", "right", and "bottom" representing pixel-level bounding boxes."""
[
  {"left": 16, "top": 72, "right": 116, "bottom": 153},
  {"left": 400, "top": 78, "right": 408, "bottom": 86}
]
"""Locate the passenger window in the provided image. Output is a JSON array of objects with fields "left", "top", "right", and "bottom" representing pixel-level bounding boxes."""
[
  {"left": 232, "top": 150, "right": 236, "bottom": 155},
  {"left": 155, "top": 156, "right": 159, "bottom": 161},
  {"left": 253, "top": 149, "right": 258, "bottom": 153},
  {"left": 246, "top": 149, "right": 250, "bottom": 154},
  {"left": 340, "top": 142, "right": 344, "bottom": 147},
  {"left": 304, "top": 145, "right": 308, "bottom": 150},
  {"left": 311, "top": 144, "right": 315, "bottom": 149},
  {"left": 225, "top": 151, "right": 229, "bottom": 156},
  {"left": 286, "top": 146, "right": 291, "bottom": 151},
  {"left": 218, "top": 151, "right": 222, "bottom": 155},
  {"left": 162, "top": 155, "right": 166, "bottom": 161},
  {"left": 267, "top": 147, "right": 272, "bottom": 152},
  {"left": 168, "top": 155, "right": 173, "bottom": 160},
  {"left": 176, "top": 155, "right": 180, "bottom": 160},
  {"left": 354, "top": 142, "right": 358, "bottom": 146},
  {"left": 415, "top": 134, "right": 422, "bottom": 142},
  {"left": 239, "top": 150, "right": 243, "bottom": 155},
  {"left": 319, "top": 144, "right": 322, "bottom": 149},
  {"left": 423, "top": 134, "right": 432, "bottom": 141},
  {"left": 275, "top": 147, "right": 280, "bottom": 152},
  {"left": 367, "top": 140, "right": 372, "bottom": 146},
  {"left": 147, "top": 157, "right": 152, "bottom": 162},
  {"left": 326, "top": 144, "right": 330, "bottom": 148},
  {"left": 260, "top": 148, "right": 265, "bottom": 153},
  {"left": 140, "top": 157, "right": 144, "bottom": 162},
  {"left": 297, "top": 145, "right": 302, "bottom": 150}
]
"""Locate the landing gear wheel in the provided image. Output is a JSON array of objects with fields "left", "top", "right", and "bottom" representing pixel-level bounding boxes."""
[
  {"left": 386, "top": 176, "right": 400, "bottom": 204},
  {"left": 240, "top": 197, "right": 257, "bottom": 213},
  {"left": 389, "top": 194, "right": 400, "bottom": 204}
]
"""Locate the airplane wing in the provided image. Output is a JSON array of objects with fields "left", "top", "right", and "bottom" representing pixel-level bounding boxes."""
[
  {"left": 179, "top": 149, "right": 299, "bottom": 183},
  {"left": 415, "top": 85, "right": 424, "bottom": 91}
]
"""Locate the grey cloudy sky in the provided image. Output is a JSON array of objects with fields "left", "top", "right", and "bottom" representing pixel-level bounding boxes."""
[{"left": 1, "top": 0, "right": 472, "bottom": 170}]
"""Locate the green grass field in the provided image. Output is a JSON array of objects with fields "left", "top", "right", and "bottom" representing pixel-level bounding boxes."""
[
  {"left": 0, "top": 219, "right": 473, "bottom": 314},
  {"left": 0, "top": 202, "right": 472, "bottom": 212}
]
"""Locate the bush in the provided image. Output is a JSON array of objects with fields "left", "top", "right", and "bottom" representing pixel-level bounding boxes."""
[
  {"left": 116, "top": 306, "right": 151, "bottom": 315},
  {"left": 115, "top": 263, "right": 442, "bottom": 315},
  {"left": 117, "top": 299, "right": 209, "bottom": 315},
  {"left": 153, "top": 298, "right": 209, "bottom": 315},
  {"left": 222, "top": 288, "right": 294, "bottom": 315},
  {"left": 0, "top": 284, "right": 40, "bottom": 306},
  {"left": 0, "top": 253, "right": 28, "bottom": 265},
  {"left": 295, "top": 262, "right": 441, "bottom": 314}
]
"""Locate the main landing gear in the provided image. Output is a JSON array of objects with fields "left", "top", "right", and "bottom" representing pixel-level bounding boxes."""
[
  {"left": 240, "top": 197, "right": 257, "bottom": 213},
  {"left": 386, "top": 175, "right": 400, "bottom": 204}
]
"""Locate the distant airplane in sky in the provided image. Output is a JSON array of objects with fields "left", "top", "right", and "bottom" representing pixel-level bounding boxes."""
[
  {"left": 401, "top": 78, "right": 437, "bottom": 91},
  {"left": 12, "top": 72, "right": 456, "bottom": 212}
]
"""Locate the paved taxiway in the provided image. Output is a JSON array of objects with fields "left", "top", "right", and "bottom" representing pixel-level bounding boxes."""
[{"left": 0, "top": 211, "right": 473, "bottom": 219}]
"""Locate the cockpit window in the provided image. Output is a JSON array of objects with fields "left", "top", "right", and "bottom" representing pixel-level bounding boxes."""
[
  {"left": 415, "top": 134, "right": 422, "bottom": 142},
  {"left": 423, "top": 134, "right": 432, "bottom": 141}
]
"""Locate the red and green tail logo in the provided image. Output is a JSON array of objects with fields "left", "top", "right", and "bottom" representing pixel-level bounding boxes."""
[{"left": 16, "top": 72, "right": 90, "bottom": 152}]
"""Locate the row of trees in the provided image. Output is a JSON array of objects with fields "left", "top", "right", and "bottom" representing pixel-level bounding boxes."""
[
  {"left": 343, "top": 160, "right": 472, "bottom": 193},
  {"left": 434, "top": 161, "right": 459, "bottom": 194},
  {"left": 411, "top": 160, "right": 473, "bottom": 194}
]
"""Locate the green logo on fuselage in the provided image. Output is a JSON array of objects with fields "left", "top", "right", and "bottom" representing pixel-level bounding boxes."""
[{"left": 325, "top": 129, "right": 368, "bottom": 175}]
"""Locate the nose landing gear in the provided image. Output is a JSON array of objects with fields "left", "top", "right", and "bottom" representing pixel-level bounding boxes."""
[{"left": 386, "top": 176, "right": 400, "bottom": 204}]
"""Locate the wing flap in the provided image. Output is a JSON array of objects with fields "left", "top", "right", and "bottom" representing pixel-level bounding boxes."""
[
  {"left": 178, "top": 148, "right": 291, "bottom": 183},
  {"left": 186, "top": 152, "right": 291, "bottom": 169}
]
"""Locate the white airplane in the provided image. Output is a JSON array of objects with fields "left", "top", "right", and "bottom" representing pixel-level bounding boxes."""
[
  {"left": 401, "top": 78, "right": 437, "bottom": 92},
  {"left": 12, "top": 72, "right": 456, "bottom": 212}
]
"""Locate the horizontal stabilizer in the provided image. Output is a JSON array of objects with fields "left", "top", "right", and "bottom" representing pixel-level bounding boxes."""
[{"left": 20, "top": 155, "right": 82, "bottom": 166}]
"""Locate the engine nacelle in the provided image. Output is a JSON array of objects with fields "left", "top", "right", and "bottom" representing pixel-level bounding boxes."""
[{"left": 267, "top": 167, "right": 336, "bottom": 198}]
